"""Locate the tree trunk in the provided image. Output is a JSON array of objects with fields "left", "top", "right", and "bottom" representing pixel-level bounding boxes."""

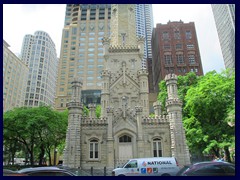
[
  {"left": 38, "top": 144, "right": 45, "bottom": 165},
  {"left": 224, "top": 146, "right": 231, "bottom": 162}
]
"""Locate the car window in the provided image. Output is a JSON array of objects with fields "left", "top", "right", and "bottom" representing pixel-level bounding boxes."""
[{"left": 192, "top": 165, "right": 224, "bottom": 175}]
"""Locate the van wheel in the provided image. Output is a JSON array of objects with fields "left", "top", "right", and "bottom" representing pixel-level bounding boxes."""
[
  {"left": 161, "top": 173, "right": 170, "bottom": 176},
  {"left": 118, "top": 174, "right": 125, "bottom": 176}
]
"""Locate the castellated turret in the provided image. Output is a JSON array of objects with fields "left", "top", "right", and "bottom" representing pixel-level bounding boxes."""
[
  {"left": 63, "top": 78, "right": 83, "bottom": 168},
  {"left": 165, "top": 74, "right": 191, "bottom": 165}
]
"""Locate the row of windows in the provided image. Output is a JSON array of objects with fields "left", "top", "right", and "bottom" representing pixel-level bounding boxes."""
[
  {"left": 165, "top": 67, "right": 198, "bottom": 74},
  {"left": 164, "top": 54, "right": 196, "bottom": 65},
  {"left": 162, "top": 30, "right": 192, "bottom": 40},
  {"left": 87, "top": 136, "right": 163, "bottom": 160},
  {"left": 163, "top": 44, "right": 195, "bottom": 50}
]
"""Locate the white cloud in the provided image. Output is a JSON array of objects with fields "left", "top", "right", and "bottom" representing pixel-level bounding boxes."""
[
  {"left": 3, "top": 4, "right": 225, "bottom": 73},
  {"left": 3, "top": 4, "right": 65, "bottom": 56}
]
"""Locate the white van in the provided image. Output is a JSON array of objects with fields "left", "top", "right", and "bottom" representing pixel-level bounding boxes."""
[{"left": 112, "top": 157, "right": 180, "bottom": 176}]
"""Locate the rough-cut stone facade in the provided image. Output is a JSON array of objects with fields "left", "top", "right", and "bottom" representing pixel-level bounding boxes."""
[{"left": 63, "top": 4, "right": 190, "bottom": 170}]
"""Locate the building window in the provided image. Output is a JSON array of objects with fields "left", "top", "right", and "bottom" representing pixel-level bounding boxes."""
[
  {"left": 174, "top": 31, "right": 180, "bottom": 39},
  {"left": 153, "top": 138, "right": 162, "bottom": 157},
  {"left": 176, "top": 44, "right": 182, "bottom": 49},
  {"left": 187, "top": 44, "right": 194, "bottom": 49},
  {"left": 163, "top": 44, "right": 171, "bottom": 50},
  {"left": 72, "top": 27, "right": 77, "bottom": 35},
  {"left": 188, "top": 54, "right": 196, "bottom": 64},
  {"left": 186, "top": 31, "right": 192, "bottom": 39},
  {"left": 119, "top": 135, "right": 131, "bottom": 142},
  {"left": 176, "top": 54, "right": 184, "bottom": 64},
  {"left": 89, "top": 139, "right": 99, "bottom": 159},
  {"left": 162, "top": 32, "right": 169, "bottom": 40},
  {"left": 164, "top": 55, "right": 172, "bottom": 65},
  {"left": 64, "top": 31, "right": 69, "bottom": 38}
]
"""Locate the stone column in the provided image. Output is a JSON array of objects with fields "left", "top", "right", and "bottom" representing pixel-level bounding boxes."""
[
  {"left": 106, "top": 107, "right": 114, "bottom": 168},
  {"left": 137, "top": 69, "right": 149, "bottom": 116},
  {"left": 88, "top": 104, "right": 96, "bottom": 118},
  {"left": 136, "top": 106, "right": 144, "bottom": 157},
  {"left": 153, "top": 101, "right": 162, "bottom": 117}
]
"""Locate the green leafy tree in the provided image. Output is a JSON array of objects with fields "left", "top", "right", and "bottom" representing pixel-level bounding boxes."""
[
  {"left": 95, "top": 105, "right": 101, "bottom": 118},
  {"left": 157, "top": 70, "right": 235, "bottom": 162},
  {"left": 3, "top": 106, "right": 68, "bottom": 166},
  {"left": 184, "top": 70, "right": 235, "bottom": 162}
]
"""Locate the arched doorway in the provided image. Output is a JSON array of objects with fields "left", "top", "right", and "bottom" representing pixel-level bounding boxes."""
[{"left": 117, "top": 135, "right": 133, "bottom": 167}]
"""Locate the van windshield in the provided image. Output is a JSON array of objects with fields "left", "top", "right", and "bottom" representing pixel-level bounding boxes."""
[
  {"left": 123, "top": 160, "right": 138, "bottom": 168},
  {"left": 121, "top": 161, "right": 130, "bottom": 168}
]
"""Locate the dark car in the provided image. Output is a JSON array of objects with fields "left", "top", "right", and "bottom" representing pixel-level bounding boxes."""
[
  {"left": 176, "top": 161, "right": 235, "bottom": 176},
  {"left": 3, "top": 169, "right": 27, "bottom": 176},
  {"left": 17, "top": 166, "right": 90, "bottom": 176}
]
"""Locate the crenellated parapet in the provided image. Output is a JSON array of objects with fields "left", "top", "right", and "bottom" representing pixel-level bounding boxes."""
[
  {"left": 67, "top": 102, "right": 83, "bottom": 108},
  {"left": 142, "top": 115, "right": 169, "bottom": 125},
  {"left": 166, "top": 98, "right": 183, "bottom": 106},
  {"left": 81, "top": 117, "right": 108, "bottom": 126},
  {"left": 108, "top": 45, "right": 139, "bottom": 53}
]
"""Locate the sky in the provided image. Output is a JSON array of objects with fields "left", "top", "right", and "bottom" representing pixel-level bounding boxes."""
[{"left": 3, "top": 4, "right": 225, "bottom": 74}]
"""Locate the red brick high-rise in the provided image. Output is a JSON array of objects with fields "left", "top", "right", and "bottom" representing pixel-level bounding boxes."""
[{"left": 151, "top": 21, "right": 203, "bottom": 92}]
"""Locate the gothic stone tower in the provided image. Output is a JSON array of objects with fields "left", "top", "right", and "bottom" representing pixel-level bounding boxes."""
[
  {"left": 101, "top": 4, "right": 149, "bottom": 167},
  {"left": 63, "top": 4, "right": 190, "bottom": 170}
]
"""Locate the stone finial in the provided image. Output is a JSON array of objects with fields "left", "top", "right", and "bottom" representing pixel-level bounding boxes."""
[
  {"left": 153, "top": 101, "right": 162, "bottom": 116},
  {"left": 106, "top": 106, "right": 114, "bottom": 113},
  {"left": 102, "top": 36, "right": 111, "bottom": 45},
  {"left": 165, "top": 73, "right": 178, "bottom": 81},
  {"left": 88, "top": 104, "right": 96, "bottom": 118}
]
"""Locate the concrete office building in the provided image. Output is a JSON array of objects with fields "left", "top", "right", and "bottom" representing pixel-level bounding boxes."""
[
  {"left": 55, "top": 4, "right": 154, "bottom": 111},
  {"left": 152, "top": 21, "right": 204, "bottom": 92},
  {"left": 3, "top": 40, "right": 29, "bottom": 112},
  {"left": 20, "top": 31, "right": 58, "bottom": 107},
  {"left": 211, "top": 4, "right": 235, "bottom": 70},
  {"left": 55, "top": 4, "right": 111, "bottom": 110}
]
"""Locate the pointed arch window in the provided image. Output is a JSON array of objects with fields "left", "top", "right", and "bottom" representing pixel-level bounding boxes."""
[
  {"left": 89, "top": 139, "right": 99, "bottom": 159},
  {"left": 153, "top": 138, "right": 162, "bottom": 157},
  {"left": 119, "top": 135, "right": 131, "bottom": 142}
]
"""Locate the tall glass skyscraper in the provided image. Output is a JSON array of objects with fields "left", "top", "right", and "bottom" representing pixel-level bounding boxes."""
[
  {"left": 55, "top": 4, "right": 154, "bottom": 110},
  {"left": 135, "top": 4, "right": 154, "bottom": 68},
  {"left": 20, "top": 31, "right": 58, "bottom": 107},
  {"left": 211, "top": 4, "right": 235, "bottom": 70}
]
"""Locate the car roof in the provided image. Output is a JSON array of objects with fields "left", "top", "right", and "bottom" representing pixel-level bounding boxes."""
[
  {"left": 193, "top": 161, "right": 234, "bottom": 166},
  {"left": 18, "top": 166, "right": 62, "bottom": 173}
]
